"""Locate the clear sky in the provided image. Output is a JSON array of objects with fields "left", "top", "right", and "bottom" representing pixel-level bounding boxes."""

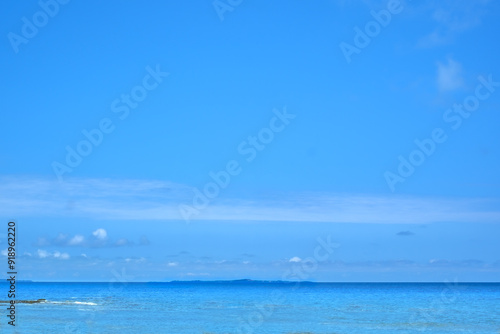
[{"left": 1, "top": 0, "right": 500, "bottom": 282}]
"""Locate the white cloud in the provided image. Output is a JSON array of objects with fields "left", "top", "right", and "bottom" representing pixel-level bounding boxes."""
[
  {"left": 437, "top": 58, "right": 464, "bottom": 92},
  {"left": 53, "top": 251, "right": 70, "bottom": 260},
  {"left": 37, "top": 249, "right": 49, "bottom": 258},
  {"left": 0, "top": 176, "right": 190, "bottom": 219},
  {"left": 167, "top": 262, "right": 178, "bottom": 267},
  {"left": 430, "top": 0, "right": 490, "bottom": 32},
  {"left": 68, "top": 235, "right": 85, "bottom": 246},
  {"left": 289, "top": 256, "right": 302, "bottom": 263},
  {"left": 417, "top": 31, "right": 449, "bottom": 48},
  {"left": 1, "top": 176, "right": 500, "bottom": 224},
  {"left": 126, "top": 257, "right": 147, "bottom": 263},
  {"left": 37, "top": 249, "right": 70, "bottom": 260},
  {"left": 417, "top": 0, "right": 491, "bottom": 48},
  {"left": 92, "top": 228, "right": 107, "bottom": 240}
]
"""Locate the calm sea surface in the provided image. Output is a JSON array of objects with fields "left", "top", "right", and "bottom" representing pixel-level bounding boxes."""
[{"left": 1, "top": 282, "right": 499, "bottom": 333}]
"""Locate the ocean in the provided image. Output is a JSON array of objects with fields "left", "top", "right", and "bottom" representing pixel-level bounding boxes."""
[{"left": 1, "top": 282, "right": 499, "bottom": 333}]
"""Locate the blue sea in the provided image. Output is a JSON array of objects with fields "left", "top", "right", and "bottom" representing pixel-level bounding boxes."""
[{"left": 1, "top": 282, "right": 499, "bottom": 333}]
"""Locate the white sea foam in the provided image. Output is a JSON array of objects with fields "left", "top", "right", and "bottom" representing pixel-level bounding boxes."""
[
  {"left": 44, "top": 300, "right": 97, "bottom": 306},
  {"left": 73, "top": 301, "right": 97, "bottom": 306}
]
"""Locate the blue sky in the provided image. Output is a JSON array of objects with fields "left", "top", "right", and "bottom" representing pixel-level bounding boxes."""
[{"left": 1, "top": 0, "right": 500, "bottom": 282}]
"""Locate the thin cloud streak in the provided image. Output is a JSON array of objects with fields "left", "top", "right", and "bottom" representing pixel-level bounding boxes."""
[
  {"left": 1, "top": 176, "right": 500, "bottom": 224},
  {"left": 437, "top": 58, "right": 464, "bottom": 92},
  {"left": 416, "top": 0, "right": 491, "bottom": 48}
]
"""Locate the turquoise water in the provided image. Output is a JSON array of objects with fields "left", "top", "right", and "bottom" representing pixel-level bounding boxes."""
[{"left": 1, "top": 282, "right": 499, "bottom": 333}]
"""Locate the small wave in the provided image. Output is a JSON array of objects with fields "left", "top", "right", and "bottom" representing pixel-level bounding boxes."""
[
  {"left": 22, "top": 299, "right": 97, "bottom": 306},
  {"left": 0, "top": 299, "right": 46, "bottom": 304},
  {"left": 0, "top": 299, "right": 97, "bottom": 306},
  {"left": 39, "top": 300, "right": 97, "bottom": 306},
  {"left": 73, "top": 301, "right": 97, "bottom": 306}
]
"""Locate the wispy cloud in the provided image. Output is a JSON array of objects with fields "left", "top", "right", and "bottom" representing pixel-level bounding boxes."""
[
  {"left": 68, "top": 235, "right": 85, "bottom": 246},
  {"left": 0, "top": 175, "right": 190, "bottom": 218},
  {"left": 437, "top": 58, "right": 464, "bottom": 92},
  {"left": 1, "top": 176, "right": 500, "bottom": 224},
  {"left": 36, "top": 249, "right": 70, "bottom": 260},
  {"left": 33, "top": 227, "right": 143, "bottom": 248},
  {"left": 115, "top": 238, "right": 134, "bottom": 247},
  {"left": 417, "top": 0, "right": 491, "bottom": 48}
]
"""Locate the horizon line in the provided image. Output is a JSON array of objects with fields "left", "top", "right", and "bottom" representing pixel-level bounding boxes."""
[{"left": 9, "top": 280, "right": 500, "bottom": 284}]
